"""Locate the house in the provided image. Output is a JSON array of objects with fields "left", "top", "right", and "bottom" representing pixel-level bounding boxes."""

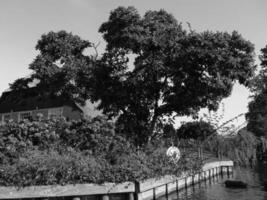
[{"left": 0, "top": 89, "right": 84, "bottom": 123}]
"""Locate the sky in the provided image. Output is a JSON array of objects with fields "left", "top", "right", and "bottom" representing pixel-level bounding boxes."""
[{"left": 0, "top": 0, "right": 267, "bottom": 125}]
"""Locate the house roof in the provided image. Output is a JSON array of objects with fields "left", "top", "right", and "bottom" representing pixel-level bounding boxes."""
[{"left": 0, "top": 89, "right": 83, "bottom": 113}]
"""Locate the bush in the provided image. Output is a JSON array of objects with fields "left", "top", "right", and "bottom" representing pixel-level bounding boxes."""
[
  {"left": 0, "top": 148, "right": 107, "bottom": 186},
  {"left": 176, "top": 121, "right": 216, "bottom": 141},
  {"left": 0, "top": 145, "right": 201, "bottom": 187},
  {"left": 0, "top": 117, "right": 202, "bottom": 187}
]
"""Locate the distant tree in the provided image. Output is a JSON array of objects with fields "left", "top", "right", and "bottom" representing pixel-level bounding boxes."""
[
  {"left": 176, "top": 121, "right": 216, "bottom": 141},
  {"left": 247, "top": 45, "right": 267, "bottom": 137},
  {"left": 91, "top": 6, "right": 255, "bottom": 144},
  {"left": 9, "top": 31, "right": 94, "bottom": 105}
]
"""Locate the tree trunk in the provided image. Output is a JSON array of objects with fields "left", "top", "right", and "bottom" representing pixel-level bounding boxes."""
[
  {"left": 149, "top": 114, "right": 158, "bottom": 136},
  {"left": 147, "top": 94, "right": 160, "bottom": 142}
]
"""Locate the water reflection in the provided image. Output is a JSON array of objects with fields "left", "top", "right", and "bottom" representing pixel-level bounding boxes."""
[{"left": 163, "top": 163, "right": 267, "bottom": 200}]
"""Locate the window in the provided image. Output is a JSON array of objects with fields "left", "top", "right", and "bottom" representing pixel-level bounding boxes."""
[
  {"left": 48, "top": 108, "right": 63, "bottom": 119},
  {"left": 3, "top": 114, "right": 11, "bottom": 122},
  {"left": 19, "top": 112, "right": 32, "bottom": 120}
]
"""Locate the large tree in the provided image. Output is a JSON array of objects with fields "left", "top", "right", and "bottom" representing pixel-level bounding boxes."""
[
  {"left": 9, "top": 31, "right": 94, "bottom": 105},
  {"left": 91, "top": 6, "right": 255, "bottom": 144},
  {"left": 247, "top": 45, "right": 267, "bottom": 137},
  {"left": 6, "top": 8, "right": 256, "bottom": 145}
]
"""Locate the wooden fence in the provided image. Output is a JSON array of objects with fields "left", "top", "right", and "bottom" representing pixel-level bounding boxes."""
[{"left": 0, "top": 160, "right": 234, "bottom": 200}]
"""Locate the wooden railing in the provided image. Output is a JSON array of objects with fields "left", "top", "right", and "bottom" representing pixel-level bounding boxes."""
[
  {"left": 0, "top": 160, "right": 234, "bottom": 200},
  {"left": 136, "top": 160, "right": 233, "bottom": 200}
]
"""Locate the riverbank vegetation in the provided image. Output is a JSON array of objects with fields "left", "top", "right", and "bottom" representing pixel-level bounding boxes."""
[
  {"left": 247, "top": 45, "right": 267, "bottom": 137},
  {"left": 0, "top": 117, "right": 201, "bottom": 187},
  {"left": 175, "top": 118, "right": 267, "bottom": 167},
  {"left": 1, "top": 115, "right": 266, "bottom": 187},
  {"left": 204, "top": 128, "right": 267, "bottom": 166}
]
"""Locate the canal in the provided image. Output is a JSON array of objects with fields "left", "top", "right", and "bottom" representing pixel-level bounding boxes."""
[{"left": 159, "top": 163, "right": 267, "bottom": 200}]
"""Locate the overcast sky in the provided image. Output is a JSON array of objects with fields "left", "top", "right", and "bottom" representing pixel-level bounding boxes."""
[{"left": 1, "top": 0, "right": 267, "bottom": 124}]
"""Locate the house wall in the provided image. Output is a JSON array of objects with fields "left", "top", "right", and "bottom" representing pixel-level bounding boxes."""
[
  {"left": 0, "top": 112, "right": 20, "bottom": 123},
  {"left": 11, "top": 112, "right": 19, "bottom": 122},
  {"left": 32, "top": 108, "right": 49, "bottom": 119},
  {"left": 0, "top": 113, "right": 5, "bottom": 123},
  {"left": 0, "top": 108, "right": 50, "bottom": 123},
  {"left": 0, "top": 106, "right": 83, "bottom": 123},
  {"left": 62, "top": 105, "right": 83, "bottom": 120}
]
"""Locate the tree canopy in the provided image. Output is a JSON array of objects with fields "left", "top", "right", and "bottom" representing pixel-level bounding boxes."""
[
  {"left": 9, "top": 31, "right": 93, "bottom": 105},
  {"left": 92, "top": 6, "right": 255, "bottom": 143},
  {"left": 247, "top": 45, "right": 267, "bottom": 137},
  {"left": 176, "top": 121, "right": 216, "bottom": 141}
]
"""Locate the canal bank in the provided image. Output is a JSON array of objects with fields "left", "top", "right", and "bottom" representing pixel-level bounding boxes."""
[
  {"left": 0, "top": 160, "right": 233, "bottom": 200},
  {"left": 168, "top": 162, "right": 267, "bottom": 200}
]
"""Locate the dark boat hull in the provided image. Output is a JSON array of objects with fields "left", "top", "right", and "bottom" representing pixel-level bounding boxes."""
[{"left": 225, "top": 180, "right": 248, "bottom": 188}]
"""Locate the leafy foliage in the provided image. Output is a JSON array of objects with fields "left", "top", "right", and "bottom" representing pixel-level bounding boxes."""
[
  {"left": 9, "top": 31, "right": 93, "bottom": 105},
  {"left": 93, "top": 6, "right": 256, "bottom": 143},
  {"left": 247, "top": 45, "right": 267, "bottom": 136},
  {"left": 249, "top": 45, "right": 267, "bottom": 94},
  {"left": 0, "top": 118, "right": 202, "bottom": 187},
  {"left": 162, "top": 123, "right": 176, "bottom": 139},
  {"left": 247, "top": 91, "right": 267, "bottom": 137},
  {"left": 176, "top": 121, "right": 216, "bottom": 141},
  {"left": 204, "top": 128, "right": 267, "bottom": 166}
]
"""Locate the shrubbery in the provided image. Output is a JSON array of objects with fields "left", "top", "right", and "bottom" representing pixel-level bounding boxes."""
[
  {"left": 176, "top": 121, "right": 216, "bottom": 141},
  {"left": 203, "top": 128, "right": 267, "bottom": 166},
  {"left": 0, "top": 117, "right": 202, "bottom": 187}
]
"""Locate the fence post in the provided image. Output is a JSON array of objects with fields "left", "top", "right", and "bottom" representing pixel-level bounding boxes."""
[
  {"left": 101, "top": 195, "right": 109, "bottom": 200},
  {"left": 153, "top": 188, "right": 156, "bottom": 200},
  {"left": 128, "top": 193, "right": 134, "bottom": 200},
  {"left": 165, "top": 183, "right": 169, "bottom": 200},
  {"left": 135, "top": 180, "right": 140, "bottom": 200}
]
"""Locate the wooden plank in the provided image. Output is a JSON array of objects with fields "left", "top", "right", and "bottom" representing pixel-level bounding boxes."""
[
  {"left": 167, "top": 181, "right": 176, "bottom": 193},
  {"left": 137, "top": 170, "right": 189, "bottom": 193},
  {"left": 0, "top": 182, "right": 135, "bottom": 199},
  {"left": 193, "top": 173, "right": 199, "bottom": 184},
  {"left": 137, "top": 175, "right": 177, "bottom": 193},
  {"left": 202, "top": 160, "right": 233, "bottom": 171},
  {"left": 155, "top": 185, "right": 166, "bottom": 199},
  {"left": 138, "top": 189, "right": 153, "bottom": 200},
  {"left": 177, "top": 178, "right": 186, "bottom": 189}
]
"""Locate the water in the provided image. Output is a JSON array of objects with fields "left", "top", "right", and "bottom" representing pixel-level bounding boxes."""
[{"left": 163, "top": 163, "right": 267, "bottom": 200}]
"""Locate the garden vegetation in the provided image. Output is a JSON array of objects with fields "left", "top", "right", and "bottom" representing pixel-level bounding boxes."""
[{"left": 0, "top": 117, "right": 201, "bottom": 187}]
